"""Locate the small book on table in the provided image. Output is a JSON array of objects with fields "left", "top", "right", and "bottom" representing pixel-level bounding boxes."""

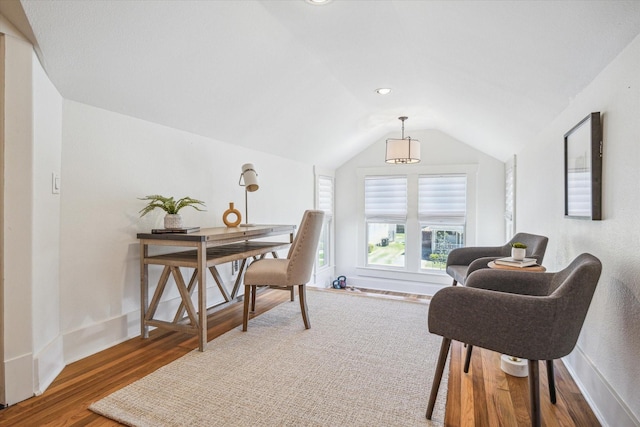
[
  {"left": 494, "top": 257, "right": 537, "bottom": 268},
  {"left": 151, "top": 227, "right": 200, "bottom": 234}
]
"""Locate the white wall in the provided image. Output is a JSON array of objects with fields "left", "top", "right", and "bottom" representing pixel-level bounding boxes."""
[
  {"left": 31, "top": 51, "right": 63, "bottom": 395},
  {"left": 516, "top": 34, "right": 640, "bottom": 426},
  {"left": 335, "top": 129, "right": 504, "bottom": 294},
  {"left": 59, "top": 101, "right": 315, "bottom": 363},
  {"left": 2, "top": 32, "right": 34, "bottom": 405}
]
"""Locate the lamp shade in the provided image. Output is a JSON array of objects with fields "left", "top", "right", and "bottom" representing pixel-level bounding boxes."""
[
  {"left": 241, "top": 163, "right": 259, "bottom": 192},
  {"left": 385, "top": 138, "right": 421, "bottom": 164}
]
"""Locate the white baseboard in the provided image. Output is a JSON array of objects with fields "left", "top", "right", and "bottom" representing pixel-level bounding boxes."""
[
  {"left": 62, "top": 309, "right": 140, "bottom": 365},
  {"left": 563, "top": 345, "right": 639, "bottom": 427},
  {"left": 3, "top": 352, "right": 34, "bottom": 405},
  {"left": 62, "top": 286, "right": 235, "bottom": 364},
  {"left": 33, "top": 336, "right": 65, "bottom": 395},
  {"left": 345, "top": 276, "right": 444, "bottom": 296}
]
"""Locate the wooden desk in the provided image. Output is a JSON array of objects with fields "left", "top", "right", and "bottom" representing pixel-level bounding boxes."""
[
  {"left": 138, "top": 225, "right": 295, "bottom": 351},
  {"left": 487, "top": 261, "right": 546, "bottom": 272}
]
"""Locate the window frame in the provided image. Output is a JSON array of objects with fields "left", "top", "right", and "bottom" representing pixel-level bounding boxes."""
[
  {"left": 313, "top": 167, "right": 335, "bottom": 287},
  {"left": 316, "top": 175, "right": 333, "bottom": 269},
  {"left": 356, "top": 165, "right": 477, "bottom": 284},
  {"left": 364, "top": 175, "right": 408, "bottom": 269}
]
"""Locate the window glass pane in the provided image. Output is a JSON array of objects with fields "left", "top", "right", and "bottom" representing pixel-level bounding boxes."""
[
  {"left": 367, "top": 223, "right": 405, "bottom": 267},
  {"left": 421, "top": 225, "right": 464, "bottom": 270}
]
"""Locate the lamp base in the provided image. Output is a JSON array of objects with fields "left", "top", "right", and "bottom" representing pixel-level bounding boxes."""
[{"left": 239, "top": 223, "right": 256, "bottom": 227}]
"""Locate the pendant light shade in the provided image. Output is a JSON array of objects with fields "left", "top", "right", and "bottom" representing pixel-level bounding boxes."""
[{"left": 385, "top": 116, "right": 421, "bottom": 164}]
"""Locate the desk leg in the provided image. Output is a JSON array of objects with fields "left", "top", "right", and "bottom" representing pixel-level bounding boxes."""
[
  {"left": 197, "top": 241, "right": 207, "bottom": 351},
  {"left": 230, "top": 258, "right": 248, "bottom": 299},
  {"left": 140, "top": 243, "right": 149, "bottom": 338}
]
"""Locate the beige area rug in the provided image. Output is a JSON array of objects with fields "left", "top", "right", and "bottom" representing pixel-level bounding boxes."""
[{"left": 90, "top": 290, "right": 448, "bottom": 426}]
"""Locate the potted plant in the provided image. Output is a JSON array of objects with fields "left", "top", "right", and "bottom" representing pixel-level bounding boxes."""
[
  {"left": 510, "top": 242, "right": 527, "bottom": 261},
  {"left": 139, "top": 195, "right": 206, "bottom": 229}
]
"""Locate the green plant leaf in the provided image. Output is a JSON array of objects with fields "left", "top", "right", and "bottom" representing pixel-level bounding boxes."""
[{"left": 138, "top": 195, "right": 206, "bottom": 217}]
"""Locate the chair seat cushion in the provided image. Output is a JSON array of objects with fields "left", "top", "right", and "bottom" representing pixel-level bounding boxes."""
[
  {"left": 244, "top": 259, "right": 291, "bottom": 286},
  {"left": 446, "top": 265, "right": 469, "bottom": 285}
]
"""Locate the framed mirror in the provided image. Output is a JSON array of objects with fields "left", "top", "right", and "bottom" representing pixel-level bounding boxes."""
[{"left": 564, "top": 112, "right": 602, "bottom": 220}]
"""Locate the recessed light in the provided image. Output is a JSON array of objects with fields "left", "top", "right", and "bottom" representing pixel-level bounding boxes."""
[
  {"left": 305, "top": 0, "right": 332, "bottom": 5},
  {"left": 376, "top": 88, "right": 392, "bottom": 95}
]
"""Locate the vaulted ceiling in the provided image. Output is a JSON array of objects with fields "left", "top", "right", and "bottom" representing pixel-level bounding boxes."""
[{"left": 8, "top": 0, "right": 640, "bottom": 167}]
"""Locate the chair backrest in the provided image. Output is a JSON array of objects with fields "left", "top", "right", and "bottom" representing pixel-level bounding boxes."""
[
  {"left": 546, "top": 253, "right": 602, "bottom": 358},
  {"left": 286, "top": 210, "right": 325, "bottom": 284},
  {"left": 506, "top": 232, "right": 549, "bottom": 264}
]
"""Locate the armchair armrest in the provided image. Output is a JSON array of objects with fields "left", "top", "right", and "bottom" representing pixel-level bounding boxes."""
[
  {"left": 428, "top": 286, "right": 561, "bottom": 360},
  {"left": 465, "top": 268, "right": 553, "bottom": 296},
  {"left": 445, "top": 246, "right": 506, "bottom": 267},
  {"left": 466, "top": 256, "right": 501, "bottom": 277}
]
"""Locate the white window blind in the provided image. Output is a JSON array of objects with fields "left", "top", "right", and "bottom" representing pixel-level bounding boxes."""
[
  {"left": 364, "top": 176, "right": 407, "bottom": 222},
  {"left": 418, "top": 175, "right": 467, "bottom": 224},
  {"left": 317, "top": 176, "right": 333, "bottom": 218}
]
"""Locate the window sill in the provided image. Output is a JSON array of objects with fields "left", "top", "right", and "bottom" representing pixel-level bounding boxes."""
[{"left": 355, "top": 267, "right": 451, "bottom": 286}]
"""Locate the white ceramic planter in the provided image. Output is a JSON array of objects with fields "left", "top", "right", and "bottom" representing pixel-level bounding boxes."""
[
  {"left": 164, "top": 214, "right": 183, "bottom": 229},
  {"left": 511, "top": 247, "right": 526, "bottom": 261}
]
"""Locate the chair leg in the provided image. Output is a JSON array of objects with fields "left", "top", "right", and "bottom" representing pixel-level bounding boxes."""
[
  {"left": 452, "top": 280, "right": 458, "bottom": 286},
  {"left": 528, "top": 360, "right": 541, "bottom": 427},
  {"left": 546, "top": 360, "right": 557, "bottom": 404},
  {"left": 290, "top": 286, "right": 295, "bottom": 301},
  {"left": 298, "top": 284, "right": 310, "bottom": 329},
  {"left": 463, "top": 344, "right": 473, "bottom": 373},
  {"left": 426, "top": 337, "right": 451, "bottom": 420},
  {"left": 242, "top": 284, "right": 251, "bottom": 331},
  {"left": 250, "top": 285, "right": 257, "bottom": 312}
]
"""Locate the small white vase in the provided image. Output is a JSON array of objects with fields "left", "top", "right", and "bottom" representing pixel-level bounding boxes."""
[
  {"left": 511, "top": 247, "right": 526, "bottom": 261},
  {"left": 164, "top": 214, "right": 183, "bottom": 229}
]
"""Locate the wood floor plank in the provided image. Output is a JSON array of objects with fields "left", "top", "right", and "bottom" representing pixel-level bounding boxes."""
[
  {"left": 444, "top": 340, "right": 461, "bottom": 426},
  {"left": 460, "top": 345, "right": 477, "bottom": 426},
  {"left": 482, "top": 348, "right": 518, "bottom": 427},
  {"left": 471, "top": 345, "right": 491, "bottom": 425}
]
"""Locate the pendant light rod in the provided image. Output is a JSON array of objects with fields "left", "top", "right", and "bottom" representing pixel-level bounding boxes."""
[{"left": 399, "top": 116, "right": 408, "bottom": 139}]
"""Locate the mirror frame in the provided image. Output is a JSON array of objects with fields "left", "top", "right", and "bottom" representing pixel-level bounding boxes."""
[{"left": 564, "top": 112, "right": 603, "bottom": 220}]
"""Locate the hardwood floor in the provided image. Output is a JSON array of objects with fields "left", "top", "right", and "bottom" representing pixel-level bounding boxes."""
[{"left": 0, "top": 287, "right": 600, "bottom": 426}]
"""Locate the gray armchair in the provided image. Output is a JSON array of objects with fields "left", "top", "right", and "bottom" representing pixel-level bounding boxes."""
[
  {"left": 425, "top": 253, "right": 602, "bottom": 427},
  {"left": 446, "top": 232, "right": 549, "bottom": 286}
]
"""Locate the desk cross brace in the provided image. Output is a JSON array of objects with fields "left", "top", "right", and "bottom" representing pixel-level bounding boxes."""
[{"left": 144, "top": 251, "right": 280, "bottom": 337}]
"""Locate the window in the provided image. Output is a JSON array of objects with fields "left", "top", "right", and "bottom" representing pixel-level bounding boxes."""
[
  {"left": 316, "top": 175, "right": 333, "bottom": 268},
  {"left": 418, "top": 175, "right": 466, "bottom": 270},
  {"left": 364, "top": 176, "right": 407, "bottom": 267},
  {"left": 359, "top": 171, "right": 470, "bottom": 277}
]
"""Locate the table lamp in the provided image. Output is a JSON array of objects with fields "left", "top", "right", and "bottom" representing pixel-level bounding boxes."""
[{"left": 238, "top": 163, "right": 259, "bottom": 226}]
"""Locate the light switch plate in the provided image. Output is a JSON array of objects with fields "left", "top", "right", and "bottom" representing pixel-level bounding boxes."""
[{"left": 52, "top": 173, "right": 60, "bottom": 194}]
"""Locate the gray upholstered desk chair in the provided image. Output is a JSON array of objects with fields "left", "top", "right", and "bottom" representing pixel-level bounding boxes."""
[
  {"left": 446, "top": 232, "right": 549, "bottom": 286},
  {"left": 426, "top": 253, "right": 602, "bottom": 427},
  {"left": 242, "top": 210, "right": 325, "bottom": 331}
]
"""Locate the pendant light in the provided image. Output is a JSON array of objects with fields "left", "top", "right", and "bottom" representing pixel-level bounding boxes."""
[{"left": 385, "top": 116, "right": 421, "bottom": 164}]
